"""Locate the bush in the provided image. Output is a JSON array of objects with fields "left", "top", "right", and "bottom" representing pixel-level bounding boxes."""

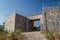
[
  {"left": 0, "top": 30, "right": 23, "bottom": 40},
  {"left": 8, "top": 30, "right": 23, "bottom": 40},
  {"left": 0, "top": 25, "right": 5, "bottom": 32}
]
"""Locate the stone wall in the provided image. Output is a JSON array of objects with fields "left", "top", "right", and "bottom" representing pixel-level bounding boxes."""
[
  {"left": 28, "top": 15, "right": 46, "bottom": 31},
  {"left": 15, "top": 14, "right": 29, "bottom": 32},
  {"left": 4, "top": 14, "right": 15, "bottom": 32},
  {"left": 43, "top": 7, "right": 60, "bottom": 32},
  {"left": 4, "top": 13, "right": 30, "bottom": 32},
  {"left": 4, "top": 7, "right": 60, "bottom": 32}
]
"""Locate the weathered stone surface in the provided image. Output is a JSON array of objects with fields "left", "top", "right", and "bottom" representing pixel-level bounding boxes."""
[
  {"left": 28, "top": 15, "right": 46, "bottom": 31},
  {"left": 5, "top": 14, "right": 15, "bottom": 32},
  {"left": 43, "top": 7, "right": 60, "bottom": 32},
  {"left": 4, "top": 13, "right": 45, "bottom": 32},
  {"left": 22, "top": 31, "right": 47, "bottom": 40},
  {"left": 15, "top": 14, "right": 29, "bottom": 32},
  {"left": 5, "top": 13, "right": 30, "bottom": 32}
]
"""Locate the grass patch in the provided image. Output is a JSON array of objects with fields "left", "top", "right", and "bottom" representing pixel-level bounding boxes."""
[
  {"left": 0, "top": 30, "right": 23, "bottom": 40},
  {"left": 41, "top": 30, "right": 60, "bottom": 40}
]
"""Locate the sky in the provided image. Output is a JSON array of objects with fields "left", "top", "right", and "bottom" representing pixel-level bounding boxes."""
[{"left": 0, "top": 0, "right": 60, "bottom": 26}]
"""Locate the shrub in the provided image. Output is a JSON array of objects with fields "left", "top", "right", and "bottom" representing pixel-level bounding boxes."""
[
  {"left": 8, "top": 30, "right": 23, "bottom": 40},
  {"left": 0, "top": 25, "right": 5, "bottom": 32}
]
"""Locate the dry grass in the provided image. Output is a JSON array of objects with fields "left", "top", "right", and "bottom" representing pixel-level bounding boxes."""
[
  {"left": 0, "top": 32, "right": 8, "bottom": 40},
  {"left": 41, "top": 30, "right": 60, "bottom": 40},
  {"left": 0, "top": 30, "right": 23, "bottom": 40}
]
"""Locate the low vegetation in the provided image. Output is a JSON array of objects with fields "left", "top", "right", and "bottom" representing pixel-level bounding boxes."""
[
  {"left": 0, "top": 30, "right": 23, "bottom": 40},
  {"left": 0, "top": 23, "right": 60, "bottom": 40},
  {"left": 8, "top": 30, "right": 23, "bottom": 40},
  {"left": 0, "top": 31, "right": 8, "bottom": 40},
  {"left": 0, "top": 23, "right": 23, "bottom": 40},
  {"left": 41, "top": 29, "right": 60, "bottom": 40}
]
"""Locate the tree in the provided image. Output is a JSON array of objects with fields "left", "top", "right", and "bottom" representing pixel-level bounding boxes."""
[{"left": 0, "top": 22, "right": 5, "bottom": 32}]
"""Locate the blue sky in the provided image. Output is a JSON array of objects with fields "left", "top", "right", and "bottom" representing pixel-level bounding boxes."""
[{"left": 0, "top": 0, "right": 60, "bottom": 26}]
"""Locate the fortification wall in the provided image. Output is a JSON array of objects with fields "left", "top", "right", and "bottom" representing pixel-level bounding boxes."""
[
  {"left": 15, "top": 14, "right": 29, "bottom": 32},
  {"left": 43, "top": 7, "right": 60, "bottom": 32},
  {"left": 4, "top": 14, "right": 15, "bottom": 32},
  {"left": 4, "top": 7, "right": 60, "bottom": 32}
]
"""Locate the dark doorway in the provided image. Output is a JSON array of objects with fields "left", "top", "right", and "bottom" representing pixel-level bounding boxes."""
[
  {"left": 33, "top": 20, "right": 40, "bottom": 31},
  {"left": 12, "top": 38, "right": 18, "bottom": 40}
]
